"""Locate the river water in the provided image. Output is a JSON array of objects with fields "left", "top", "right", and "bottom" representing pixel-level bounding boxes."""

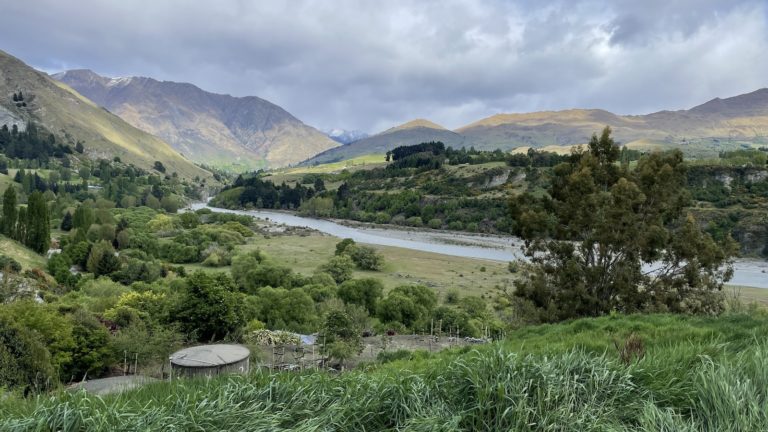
[{"left": 189, "top": 203, "right": 768, "bottom": 289}]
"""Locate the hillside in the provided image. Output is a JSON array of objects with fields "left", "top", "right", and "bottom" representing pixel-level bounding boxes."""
[
  {"left": 307, "top": 89, "right": 768, "bottom": 164},
  {"left": 0, "top": 51, "right": 210, "bottom": 180},
  {"left": 460, "top": 89, "right": 768, "bottom": 153},
  {"left": 54, "top": 70, "right": 339, "bottom": 169},
  {"left": 304, "top": 118, "right": 465, "bottom": 164}
]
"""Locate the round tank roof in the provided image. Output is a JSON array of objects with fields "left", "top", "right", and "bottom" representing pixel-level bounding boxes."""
[{"left": 170, "top": 344, "right": 250, "bottom": 367}]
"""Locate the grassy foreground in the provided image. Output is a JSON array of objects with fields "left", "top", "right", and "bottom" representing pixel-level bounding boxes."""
[{"left": 3, "top": 312, "right": 768, "bottom": 431}]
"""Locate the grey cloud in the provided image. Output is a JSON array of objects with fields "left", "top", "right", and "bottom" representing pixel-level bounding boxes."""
[{"left": 1, "top": 0, "right": 766, "bottom": 133}]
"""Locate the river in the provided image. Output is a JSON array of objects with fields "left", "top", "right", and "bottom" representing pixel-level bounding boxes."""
[{"left": 189, "top": 203, "right": 768, "bottom": 289}]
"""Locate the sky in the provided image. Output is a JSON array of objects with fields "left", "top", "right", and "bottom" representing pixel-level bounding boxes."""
[{"left": 2, "top": 0, "right": 767, "bottom": 133}]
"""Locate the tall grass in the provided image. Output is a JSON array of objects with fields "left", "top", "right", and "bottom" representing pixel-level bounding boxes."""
[{"left": 3, "top": 312, "right": 768, "bottom": 431}]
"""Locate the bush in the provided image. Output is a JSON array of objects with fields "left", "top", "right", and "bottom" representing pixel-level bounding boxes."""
[
  {"left": 374, "top": 212, "right": 391, "bottom": 224},
  {"left": 319, "top": 255, "right": 355, "bottom": 284},
  {"left": 0, "top": 315, "right": 54, "bottom": 394},
  {"left": 405, "top": 216, "right": 423, "bottom": 227},
  {"left": 0, "top": 255, "right": 22, "bottom": 273},
  {"left": 349, "top": 245, "right": 384, "bottom": 271},
  {"left": 338, "top": 278, "right": 384, "bottom": 314}
]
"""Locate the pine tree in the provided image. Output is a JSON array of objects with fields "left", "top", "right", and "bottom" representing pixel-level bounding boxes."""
[
  {"left": 1, "top": 187, "right": 17, "bottom": 237},
  {"left": 60, "top": 211, "right": 73, "bottom": 231}
]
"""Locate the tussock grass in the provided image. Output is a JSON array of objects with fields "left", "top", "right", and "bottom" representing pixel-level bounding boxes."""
[{"left": 3, "top": 312, "right": 768, "bottom": 431}]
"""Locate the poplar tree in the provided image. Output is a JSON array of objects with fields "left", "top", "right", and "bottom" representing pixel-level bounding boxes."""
[
  {"left": 14, "top": 207, "right": 26, "bottom": 244},
  {"left": 1, "top": 187, "right": 17, "bottom": 237},
  {"left": 25, "top": 191, "right": 50, "bottom": 254}
]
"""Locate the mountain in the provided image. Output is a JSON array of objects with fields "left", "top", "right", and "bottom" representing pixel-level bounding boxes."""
[
  {"left": 0, "top": 50, "right": 210, "bottom": 180},
  {"left": 53, "top": 70, "right": 339, "bottom": 169},
  {"left": 324, "top": 128, "right": 369, "bottom": 145},
  {"left": 306, "top": 89, "right": 768, "bottom": 164},
  {"left": 305, "top": 119, "right": 465, "bottom": 164},
  {"left": 459, "top": 89, "right": 768, "bottom": 152}
]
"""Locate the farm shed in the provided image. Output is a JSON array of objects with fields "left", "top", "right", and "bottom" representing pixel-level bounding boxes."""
[{"left": 169, "top": 344, "right": 250, "bottom": 379}]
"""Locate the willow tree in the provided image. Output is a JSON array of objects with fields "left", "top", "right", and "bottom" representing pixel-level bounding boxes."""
[{"left": 509, "top": 127, "right": 735, "bottom": 322}]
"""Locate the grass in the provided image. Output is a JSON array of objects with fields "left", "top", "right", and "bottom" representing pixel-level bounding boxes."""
[
  {"left": 4, "top": 312, "right": 768, "bottom": 430},
  {"left": 0, "top": 235, "right": 46, "bottom": 270},
  {"left": 265, "top": 154, "right": 387, "bottom": 185},
  {"left": 185, "top": 231, "right": 513, "bottom": 298}
]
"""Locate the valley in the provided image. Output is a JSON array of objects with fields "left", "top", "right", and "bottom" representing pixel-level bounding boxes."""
[{"left": 1, "top": 3, "right": 768, "bottom": 427}]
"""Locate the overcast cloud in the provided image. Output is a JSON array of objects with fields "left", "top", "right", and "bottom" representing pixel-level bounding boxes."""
[{"left": 2, "top": 0, "right": 767, "bottom": 132}]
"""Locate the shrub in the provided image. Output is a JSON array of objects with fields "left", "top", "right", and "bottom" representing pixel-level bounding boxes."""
[
  {"left": 319, "top": 255, "right": 355, "bottom": 284},
  {"left": 0, "top": 255, "right": 22, "bottom": 273},
  {"left": 349, "top": 245, "right": 384, "bottom": 271}
]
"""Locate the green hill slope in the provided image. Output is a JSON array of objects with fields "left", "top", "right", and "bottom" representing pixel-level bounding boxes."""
[
  {"left": 0, "top": 51, "right": 211, "bottom": 180},
  {"left": 304, "top": 119, "right": 465, "bottom": 165}
]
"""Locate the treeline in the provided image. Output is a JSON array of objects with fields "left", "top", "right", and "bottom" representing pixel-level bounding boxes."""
[
  {"left": 214, "top": 176, "right": 319, "bottom": 210},
  {"left": 0, "top": 123, "right": 73, "bottom": 161},
  {"left": 214, "top": 141, "right": 647, "bottom": 234},
  {"left": 0, "top": 187, "right": 50, "bottom": 253}
]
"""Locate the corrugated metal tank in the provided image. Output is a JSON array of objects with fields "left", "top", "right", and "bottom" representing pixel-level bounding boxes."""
[{"left": 169, "top": 344, "right": 250, "bottom": 379}]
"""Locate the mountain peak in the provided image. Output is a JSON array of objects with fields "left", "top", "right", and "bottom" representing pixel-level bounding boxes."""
[
  {"left": 689, "top": 88, "right": 768, "bottom": 115},
  {"left": 388, "top": 118, "right": 446, "bottom": 133},
  {"left": 54, "top": 69, "right": 338, "bottom": 167}
]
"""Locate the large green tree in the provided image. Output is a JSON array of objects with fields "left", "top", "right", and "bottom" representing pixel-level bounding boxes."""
[
  {"left": 173, "top": 271, "right": 245, "bottom": 342},
  {"left": 1, "top": 186, "right": 17, "bottom": 237},
  {"left": 25, "top": 191, "right": 50, "bottom": 253},
  {"left": 510, "top": 127, "right": 735, "bottom": 322},
  {"left": 320, "top": 310, "right": 362, "bottom": 369}
]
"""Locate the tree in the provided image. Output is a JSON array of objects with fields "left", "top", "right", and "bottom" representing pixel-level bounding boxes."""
[
  {"left": 349, "top": 245, "right": 384, "bottom": 271},
  {"left": 75, "top": 141, "right": 85, "bottom": 154},
  {"left": 87, "top": 240, "right": 120, "bottom": 276},
  {"left": 154, "top": 161, "right": 166, "bottom": 173},
  {"left": 1, "top": 186, "right": 17, "bottom": 237},
  {"left": 0, "top": 315, "right": 54, "bottom": 394},
  {"left": 320, "top": 310, "right": 362, "bottom": 369},
  {"left": 313, "top": 177, "right": 326, "bottom": 192},
  {"left": 14, "top": 206, "right": 26, "bottom": 243},
  {"left": 376, "top": 285, "right": 437, "bottom": 329},
  {"left": 72, "top": 204, "right": 94, "bottom": 231},
  {"left": 173, "top": 271, "right": 245, "bottom": 341},
  {"left": 25, "top": 191, "right": 50, "bottom": 253},
  {"left": 0, "top": 301, "right": 76, "bottom": 381},
  {"left": 338, "top": 278, "right": 383, "bottom": 314},
  {"left": 335, "top": 238, "right": 356, "bottom": 256},
  {"left": 60, "top": 211, "right": 73, "bottom": 231},
  {"left": 510, "top": 127, "right": 735, "bottom": 322},
  {"left": 319, "top": 255, "right": 355, "bottom": 284},
  {"left": 67, "top": 309, "right": 115, "bottom": 381}
]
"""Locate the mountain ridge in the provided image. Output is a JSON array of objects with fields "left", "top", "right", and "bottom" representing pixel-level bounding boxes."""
[
  {"left": 305, "top": 87, "right": 768, "bottom": 165},
  {"left": 0, "top": 50, "right": 211, "bottom": 180},
  {"left": 54, "top": 69, "right": 339, "bottom": 169}
]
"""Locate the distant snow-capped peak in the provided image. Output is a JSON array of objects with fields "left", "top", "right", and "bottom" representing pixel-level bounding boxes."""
[{"left": 323, "top": 128, "right": 369, "bottom": 144}]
